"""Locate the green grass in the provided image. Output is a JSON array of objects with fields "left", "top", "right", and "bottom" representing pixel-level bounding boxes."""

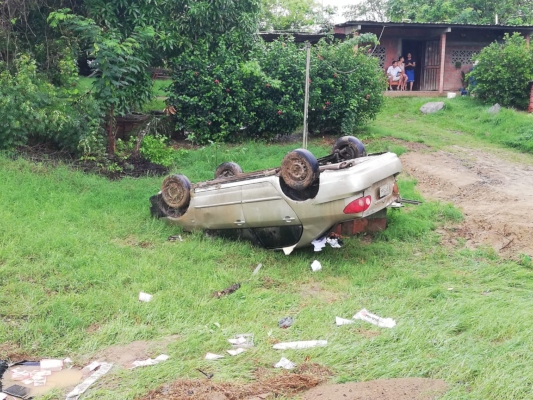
[{"left": 2, "top": 98, "right": 533, "bottom": 399}]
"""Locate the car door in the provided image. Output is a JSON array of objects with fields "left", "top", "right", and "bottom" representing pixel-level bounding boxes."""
[{"left": 192, "top": 182, "right": 245, "bottom": 229}]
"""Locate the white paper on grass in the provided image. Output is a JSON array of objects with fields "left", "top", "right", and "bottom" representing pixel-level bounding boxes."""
[
  {"left": 310, "top": 260, "right": 322, "bottom": 271},
  {"left": 274, "top": 357, "right": 296, "bottom": 370},
  {"left": 131, "top": 354, "right": 169, "bottom": 368},
  {"left": 335, "top": 316, "right": 355, "bottom": 326},
  {"left": 272, "top": 340, "right": 327, "bottom": 350},
  {"left": 311, "top": 237, "right": 327, "bottom": 252},
  {"left": 227, "top": 348, "right": 246, "bottom": 356},
  {"left": 205, "top": 353, "right": 224, "bottom": 360},
  {"left": 326, "top": 238, "right": 342, "bottom": 248},
  {"left": 0, "top": 393, "right": 7, "bottom": 400},
  {"left": 353, "top": 308, "right": 396, "bottom": 328},
  {"left": 228, "top": 337, "right": 247, "bottom": 345}
]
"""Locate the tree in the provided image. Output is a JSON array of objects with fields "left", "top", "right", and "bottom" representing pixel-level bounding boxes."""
[
  {"left": 343, "top": 0, "right": 389, "bottom": 22},
  {"left": 260, "top": 0, "right": 322, "bottom": 31}
]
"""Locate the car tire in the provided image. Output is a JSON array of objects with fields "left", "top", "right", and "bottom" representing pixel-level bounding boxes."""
[
  {"left": 280, "top": 149, "right": 319, "bottom": 190},
  {"left": 332, "top": 136, "right": 367, "bottom": 160},
  {"left": 161, "top": 174, "right": 191, "bottom": 209},
  {"left": 214, "top": 162, "right": 243, "bottom": 179}
]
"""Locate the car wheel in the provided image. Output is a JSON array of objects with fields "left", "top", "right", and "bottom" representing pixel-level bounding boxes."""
[
  {"left": 332, "top": 136, "right": 366, "bottom": 160},
  {"left": 280, "top": 149, "right": 319, "bottom": 190},
  {"left": 161, "top": 174, "right": 191, "bottom": 209},
  {"left": 214, "top": 162, "right": 243, "bottom": 179}
]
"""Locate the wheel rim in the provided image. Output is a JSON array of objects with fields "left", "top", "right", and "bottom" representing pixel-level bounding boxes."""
[
  {"left": 281, "top": 153, "right": 313, "bottom": 185},
  {"left": 162, "top": 179, "right": 186, "bottom": 208}
]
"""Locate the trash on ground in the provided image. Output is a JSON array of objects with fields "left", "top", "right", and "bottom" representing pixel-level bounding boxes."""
[
  {"left": 205, "top": 353, "right": 224, "bottom": 360},
  {"left": 335, "top": 316, "right": 355, "bottom": 326},
  {"left": 0, "top": 392, "right": 7, "bottom": 400},
  {"left": 228, "top": 334, "right": 254, "bottom": 348},
  {"left": 227, "top": 348, "right": 246, "bottom": 356},
  {"left": 131, "top": 354, "right": 169, "bottom": 369},
  {"left": 40, "top": 359, "right": 63, "bottom": 372},
  {"left": 278, "top": 316, "right": 294, "bottom": 329},
  {"left": 274, "top": 357, "right": 296, "bottom": 370},
  {"left": 326, "top": 237, "right": 342, "bottom": 248},
  {"left": 81, "top": 361, "right": 100, "bottom": 376},
  {"left": 252, "top": 263, "right": 263, "bottom": 275},
  {"left": 3, "top": 384, "right": 29, "bottom": 399},
  {"left": 196, "top": 369, "right": 213, "bottom": 379},
  {"left": 138, "top": 292, "right": 153, "bottom": 302},
  {"left": 272, "top": 340, "right": 328, "bottom": 350},
  {"left": 353, "top": 308, "right": 396, "bottom": 328},
  {"left": 212, "top": 283, "right": 241, "bottom": 298},
  {"left": 311, "top": 237, "right": 327, "bottom": 252},
  {"left": 310, "top": 260, "right": 322, "bottom": 272},
  {"left": 66, "top": 362, "right": 113, "bottom": 400},
  {"left": 168, "top": 235, "right": 183, "bottom": 242}
]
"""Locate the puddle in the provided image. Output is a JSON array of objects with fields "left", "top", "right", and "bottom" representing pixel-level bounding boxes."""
[{"left": 3, "top": 365, "right": 83, "bottom": 397}]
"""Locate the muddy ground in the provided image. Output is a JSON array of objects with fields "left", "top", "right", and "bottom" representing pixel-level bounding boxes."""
[{"left": 399, "top": 143, "right": 533, "bottom": 259}]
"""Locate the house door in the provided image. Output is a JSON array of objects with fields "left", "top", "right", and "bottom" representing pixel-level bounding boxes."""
[{"left": 422, "top": 40, "right": 440, "bottom": 91}]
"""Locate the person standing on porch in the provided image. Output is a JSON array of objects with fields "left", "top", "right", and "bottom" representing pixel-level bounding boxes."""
[
  {"left": 405, "top": 53, "right": 416, "bottom": 91},
  {"left": 398, "top": 56, "right": 408, "bottom": 90}
]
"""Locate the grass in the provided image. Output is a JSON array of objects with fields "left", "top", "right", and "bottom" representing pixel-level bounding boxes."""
[{"left": 2, "top": 97, "right": 533, "bottom": 399}]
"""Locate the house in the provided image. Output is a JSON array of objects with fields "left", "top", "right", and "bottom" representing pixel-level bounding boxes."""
[{"left": 334, "top": 21, "right": 533, "bottom": 92}]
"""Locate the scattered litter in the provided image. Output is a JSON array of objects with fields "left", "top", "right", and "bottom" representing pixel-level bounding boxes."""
[
  {"left": 11, "top": 368, "right": 30, "bottom": 381},
  {"left": 168, "top": 235, "right": 183, "bottom": 242},
  {"left": 228, "top": 334, "right": 254, "bottom": 348},
  {"left": 353, "top": 308, "right": 396, "bottom": 328},
  {"left": 282, "top": 245, "right": 296, "bottom": 255},
  {"left": 326, "top": 237, "right": 342, "bottom": 248},
  {"left": 131, "top": 354, "right": 169, "bottom": 369},
  {"left": 212, "top": 283, "right": 241, "bottom": 298},
  {"left": 196, "top": 369, "right": 213, "bottom": 379},
  {"left": 335, "top": 316, "right": 355, "bottom": 326},
  {"left": 138, "top": 292, "right": 153, "bottom": 302},
  {"left": 278, "top": 316, "right": 294, "bottom": 329},
  {"left": 33, "top": 376, "right": 47, "bottom": 386},
  {"left": 447, "top": 287, "right": 454, "bottom": 291},
  {"left": 3, "top": 384, "right": 29, "bottom": 399},
  {"left": 310, "top": 260, "right": 322, "bottom": 272},
  {"left": 311, "top": 237, "right": 327, "bottom": 252},
  {"left": 81, "top": 361, "right": 101, "bottom": 376},
  {"left": 273, "top": 340, "right": 327, "bottom": 350},
  {"left": 66, "top": 362, "right": 112, "bottom": 400},
  {"left": 0, "top": 393, "right": 7, "bottom": 400},
  {"left": 252, "top": 263, "right": 263, "bottom": 275},
  {"left": 227, "top": 348, "right": 246, "bottom": 356},
  {"left": 40, "top": 359, "right": 63, "bottom": 372},
  {"left": 204, "top": 353, "right": 224, "bottom": 360},
  {"left": 274, "top": 357, "right": 296, "bottom": 370},
  {"left": 63, "top": 358, "right": 73, "bottom": 369}
]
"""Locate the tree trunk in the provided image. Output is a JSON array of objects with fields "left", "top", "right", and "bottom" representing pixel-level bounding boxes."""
[{"left": 106, "top": 105, "right": 116, "bottom": 154}]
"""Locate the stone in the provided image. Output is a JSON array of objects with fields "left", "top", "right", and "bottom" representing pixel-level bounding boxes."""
[
  {"left": 420, "top": 102, "right": 445, "bottom": 114},
  {"left": 488, "top": 103, "right": 501, "bottom": 114}
]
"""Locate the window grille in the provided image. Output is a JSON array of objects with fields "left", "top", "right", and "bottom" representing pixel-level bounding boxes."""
[
  {"left": 451, "top": 50, "right": 476, "bottom": 65},
  {"left": 372, "top": 46, "right": 386, "bottom": 68}
]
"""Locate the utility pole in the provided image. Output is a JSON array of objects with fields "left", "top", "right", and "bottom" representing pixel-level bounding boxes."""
[{"left": 302, "top": 42, "right": 311, "bottom": 149}]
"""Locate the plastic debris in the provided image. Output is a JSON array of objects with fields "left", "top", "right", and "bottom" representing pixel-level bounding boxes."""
[
  {"left": 66, "top": 362, "right": 113, "bottom": 400},
  {"left": 138, "top": 292, "right": 153, "bottom": 302},
  {"left": 227, "top": 348, "right": 246, "bottom": 356},
  {"left": 204, "top": 353, "right": 224, "bottom": 360},
  {"left": 353, "top": 308, "right": 396, "bottom": 328},
  {"left": 0, "top": 393, "right": 7, "bottom": 400},
  {"left": 168, "top": 235, "right": 183, "bottom": 242},
  {"left": 3, "top": 385, "right": 29, "bottom": 399},
  {"left": 274, "top": 357, "right": 296, "bottom": 370},
  {"left": 81, "top": 361, "right": 101, "bottom": 376},
  {"left": 326, "top": 238, "right": 342, "bottom": 248},
  {"left": 228, "top": 334, "right": 254, "bottom": 348},
  {"left": 335, "top": 316, "right": 355, "bottom": 326},
  {"left": 310, "top": 260, "right": 322, "bottom": 272},
  {"left": 252, "top": 263, "right": 263, "bottom": 275},
  {"left": 278, "top": 316, "right": 294, "bottom": 329},
  {"left": 272, "top": 340, "right": 327, "bottom": 350},
  {"left": 131, "top": 354, "right": 169, "bottom": 369},
  {"left": 40, "top": 359, "right": 63, "bottom": 372},
  {"left": 311, "top": 237, "right": 327, "bottom": 252},
  {"left": 213, "top": 283, "right": 241, "bottom": 298}
]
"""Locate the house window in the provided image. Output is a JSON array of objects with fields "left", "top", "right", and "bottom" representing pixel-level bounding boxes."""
[
  {"left": 451, "top": 50, "right": 476, "bottom": 65},
  {"left": 372, "top": 46, "right": 386, "bottom": 69}
]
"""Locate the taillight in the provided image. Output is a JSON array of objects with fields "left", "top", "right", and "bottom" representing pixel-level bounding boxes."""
[{"left": 343, "top": 195, "right": 372, "bottom": 214}]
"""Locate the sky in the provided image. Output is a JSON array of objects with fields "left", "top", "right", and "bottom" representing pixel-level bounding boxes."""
[{"left": 322, "top": 0, "right": 357, "bottom": 23}]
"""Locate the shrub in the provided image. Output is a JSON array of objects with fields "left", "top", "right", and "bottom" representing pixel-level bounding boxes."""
[{"left": 468, "top": 33, "right": 533, "bottom": 110}]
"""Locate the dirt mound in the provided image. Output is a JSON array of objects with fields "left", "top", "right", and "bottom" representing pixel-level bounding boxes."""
[
  {"left": 302, "top": 378, "right": 447, "bottom": 400},
  {"left": 400, "top": 145, "right": 533, "bottom": 258}
]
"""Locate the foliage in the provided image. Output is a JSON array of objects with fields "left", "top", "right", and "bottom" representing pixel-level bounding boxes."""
[
  {"left": 0, "top": 55, "right": 103, "bottom": 153},
  {"left": 307, "top": 36, "right": 386, "bottom": 135},
  {"left": 343, "top": 0, "right": 533, "bottom": 25},
  {"left": 468, "top": 33, "right": 533, "bottom": 110},
  {"left": 168, "top": 34, "right": 384, "bottom": 143},
  {"left": 139, "top": 135, "right": 176, "bottom": 167},
  {"left": 260, "top": 0, "right": 322, "bottom": 31}
]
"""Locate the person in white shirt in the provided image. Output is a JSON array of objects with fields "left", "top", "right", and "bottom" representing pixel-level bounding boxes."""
[{"left": 386, "top": 61, "right": 402, "bottom": 90}]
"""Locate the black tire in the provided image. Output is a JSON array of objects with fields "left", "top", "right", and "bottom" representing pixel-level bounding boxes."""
[
  {"left": 280, "top": 149, "right": 319, "bottom": 190},
  {"left": 161, "top": 174, "right": 191, "bottom": 209},
  {"left": 332, "top": 136, "right": 367, "bottom": 160},
  {"left": 214, "top": 162, "right": 243, "bottom": 179}
]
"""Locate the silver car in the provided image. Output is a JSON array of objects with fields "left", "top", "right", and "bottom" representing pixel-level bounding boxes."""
[{"left": 150, "top": 136, "right": 402, "bottom": 254}]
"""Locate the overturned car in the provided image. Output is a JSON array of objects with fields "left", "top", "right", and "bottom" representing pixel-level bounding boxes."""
[{"left": 150, "top": 136, "right": 402, "bottom": 254}]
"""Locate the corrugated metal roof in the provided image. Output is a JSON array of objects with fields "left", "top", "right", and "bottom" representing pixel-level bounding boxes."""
[{"left": 337, "top": 20, "right": 533, "bottom": 30}]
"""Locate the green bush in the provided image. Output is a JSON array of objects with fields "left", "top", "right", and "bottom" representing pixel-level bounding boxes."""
[
  {"left": 0, "top": 55, "right": 104, "bottom": 154},
  {"left": 468, "top": 33, "right": 533, "bottom": 110}
]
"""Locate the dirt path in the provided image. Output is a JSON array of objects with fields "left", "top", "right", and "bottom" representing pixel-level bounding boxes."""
[{"left": 400, "top": 144, "right": 533, "bottom": 258}]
